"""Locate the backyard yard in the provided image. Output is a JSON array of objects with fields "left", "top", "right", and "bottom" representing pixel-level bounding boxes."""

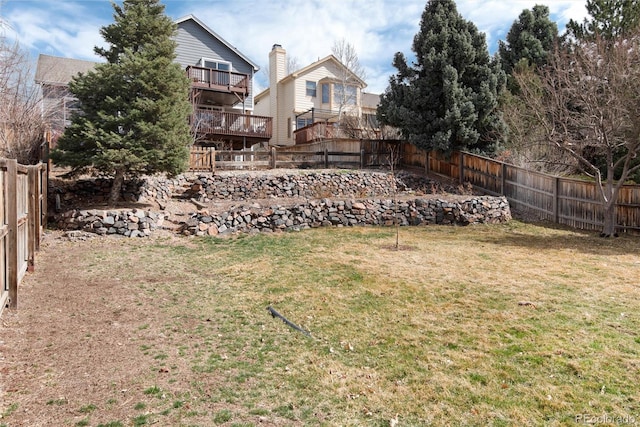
[{"left": 1, "top": 222, "right": 639, "bottom": 426}]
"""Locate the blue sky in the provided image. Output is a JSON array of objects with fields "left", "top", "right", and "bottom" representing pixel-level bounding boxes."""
[{"left": 1, "top": 0, "right": 589, "bottom": 94}]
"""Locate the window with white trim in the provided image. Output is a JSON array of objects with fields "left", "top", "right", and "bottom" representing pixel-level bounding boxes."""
[
  {"left": 198, "top": 58, "right": 231, "bottom": 85},
  {"left": 306, "top": 81, "right": 316, "bottom": 97}
]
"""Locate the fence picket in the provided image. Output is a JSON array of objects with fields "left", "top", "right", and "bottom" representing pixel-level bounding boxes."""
[{"left": 0, "top": 160, "right": 46, "bottom": 314}]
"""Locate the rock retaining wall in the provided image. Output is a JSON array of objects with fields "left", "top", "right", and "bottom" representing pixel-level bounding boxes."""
[
  {"left": 159, "top": 171, "right": 461, "bottom": 202},
  {"left": 53, "top": 196, "right": 510, "bottom": 238},
  {"left": 51, "top": 171, "right": 468, "bottom": 208},
  {"left": 51, "top": 170, "right": 511, "bottom": 237},
  {"left": 54, "top": 209, "right": 167, "bottom": 238},
  {"left": 180, "top": 197, "right": 511, "bottom": 236}
]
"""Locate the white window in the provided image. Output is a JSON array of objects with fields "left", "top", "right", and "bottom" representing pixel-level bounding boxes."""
[
  {"left": 296, "top": 117, "right": 314, "bottom": 129},
  {"left": 306, "top": 81, "right": 316, "bottom": 97},
  {"left": 198, "top": 58, "right": 231, "bottom": 85},
  {"left": 63, "top": 96, "right": 81, "bottom": 127},
  {"left": 199, "top": 58, "right": 231, "bottom": 71},
  {"left": 334, "top": 84, "right": 357, "bottom": 106}
]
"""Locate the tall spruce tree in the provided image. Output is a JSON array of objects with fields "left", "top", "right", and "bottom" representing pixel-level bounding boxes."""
[
  {"left": 51, "top": 0, "right": 192, "bottom": 204},
  {"left": 498, "top": 5, "right": 558, "bottom": 81},
  {"left": 567, "top": 0, "right": 640, "bottom": 40},
  {"left": 378, "top": 0, "right": 505, "bottom": 154}
]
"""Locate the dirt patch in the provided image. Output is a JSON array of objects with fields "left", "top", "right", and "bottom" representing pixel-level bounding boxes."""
[{"left": 0, "top": 167, "right": 474, "bottom": 425}]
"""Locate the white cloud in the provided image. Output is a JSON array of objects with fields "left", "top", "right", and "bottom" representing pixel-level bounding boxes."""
[{"left": 2, "top": 0, "right": 590, "bottom": 93}]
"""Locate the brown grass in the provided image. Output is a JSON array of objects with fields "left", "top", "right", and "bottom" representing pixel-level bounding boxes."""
[{"left": 1, "top": 222, "right": 639, "bottom": 426}]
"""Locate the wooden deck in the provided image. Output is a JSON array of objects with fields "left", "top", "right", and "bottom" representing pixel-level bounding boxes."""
[
  {"left": 191, "top": 109, "right": 272, "bottom": 142},
  {"left": 186, "top": 66, "right": 249, "bottom": 96}
]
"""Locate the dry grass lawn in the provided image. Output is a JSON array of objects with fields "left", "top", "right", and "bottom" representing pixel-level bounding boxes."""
[{"left": 1, "top": 221, "right": 639, "bottom": 426}]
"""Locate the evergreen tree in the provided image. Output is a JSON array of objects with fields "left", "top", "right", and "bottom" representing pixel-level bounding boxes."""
[
  {"left": 51, "top": 0, "right": 192, "bottom": 204},
  {"left": 567, "top": 0, "right": 640, "bottom": 40},
  {"left": 378, "top": 0, "right": 505, "bottom": 154},
  {"left": 498, "top": 5, "right": 558, "bottom": 79}
]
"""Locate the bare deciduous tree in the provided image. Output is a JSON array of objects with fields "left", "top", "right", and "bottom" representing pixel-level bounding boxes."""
[
  {"left": 515, "top": 31, "right": 640, "bottom": 236},
  {"left": 331, "top": 38, "right": 366, "bottom": 122},
  {"left": 500, "top": 77, "right": 579, "bottom": 175},
  {"left": 0, "top": 35, "right": 49, "bottom": 163}
]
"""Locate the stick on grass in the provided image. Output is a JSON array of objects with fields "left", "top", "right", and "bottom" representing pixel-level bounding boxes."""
[{"left": 267, "top": 305, "right": 312, "bottom": 338}]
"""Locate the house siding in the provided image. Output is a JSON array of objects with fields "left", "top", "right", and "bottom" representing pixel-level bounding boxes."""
[
  {"left": 254, "top": 91, "right": 270, "bottom": 117},
  {"left": 175, "top": 19, "right": 255, "bottom": 111},
  {"left": 292, "top": 64, "right": 339, "bottom": 113},
  {"left": 272, "top": 81, "right": 294, "bottom": 145}
]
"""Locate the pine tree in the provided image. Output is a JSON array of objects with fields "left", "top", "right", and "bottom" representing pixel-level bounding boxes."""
[
  {"left": 378, "top": 0, "right": 505, "bottom": 154},
  {"left": 567, "top": 0, "right": 640, "bottom": 40},
  {"left": 51, "top": 0, "right": 192, "bottom": 204},
  {"left": 498, "top": 5, "right": 558, "bottom": 81}
]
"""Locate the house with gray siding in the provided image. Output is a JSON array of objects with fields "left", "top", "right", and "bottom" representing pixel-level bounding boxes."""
[
  {"left": 176, "top": 15, "right": 271, "bottom": 149},
  {"left": 36, "top": 14, "right": 271, "bottom": 149}
]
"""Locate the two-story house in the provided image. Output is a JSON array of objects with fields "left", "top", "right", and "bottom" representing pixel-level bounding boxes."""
[
  {"left": 254, "top": 44, "right": 374, "bottom": 146},
  {"left": 35, "top": 14, "right": 271, "bottom": 150}
]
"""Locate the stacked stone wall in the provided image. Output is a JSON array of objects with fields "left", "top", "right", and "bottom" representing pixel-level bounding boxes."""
[{"left": 51, "top": 170, "right": 510, "bottom": 237}]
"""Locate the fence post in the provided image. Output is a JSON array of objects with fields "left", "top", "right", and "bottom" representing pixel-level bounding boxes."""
[
  {"left": 500, "top": 162, "right": 507, "bottom": 195},
  {"left": 27, "top": 166, "right": 40, "bottom": 272},
  {"left": 40, "top": 164, "right": 48, "bottom": 230},
  {"left": 360, "top": 148, "right": 365, "bottom": 169},
  {"left": 459, "top": 152, "right": 465, "bottom": 183},
  {"left": 425, "top": 150, "right": 429, "bottom": 174},
  {"left": 324, "top": 148, "right": 329, "bottom": 169},
  {"left": 553, "top": 176, "right": 560, "bottom": 224},
  {"left": 210, "top": 148, "right": 216, "bottom": 173},
  {"left": 6, "top": 159, "right": 18, "bottom": 309},
  {"left": 270, "top": 147, "right": 277, "bottom": 169}
]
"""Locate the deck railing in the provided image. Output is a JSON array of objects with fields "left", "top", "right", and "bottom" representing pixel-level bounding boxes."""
[
  {"left": 186, "top": 66, "right": 249, "bottom": 94},
  {"left": 294, "top": 122, "right": 340, "bottom": 145},
  {"left": 192, "top": 109, "right": 272, "bottom": 140}
]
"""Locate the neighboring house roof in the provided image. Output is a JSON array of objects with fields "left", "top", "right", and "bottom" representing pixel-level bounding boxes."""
[
  {"left": 35, "top": 54, "right": 98, "bottom": 86},
  {"left": 255, "top": 87, "right": 269, "bottom": 103},
  {"left": 175, "top": 14, "right": 260, "bottom": 72}
]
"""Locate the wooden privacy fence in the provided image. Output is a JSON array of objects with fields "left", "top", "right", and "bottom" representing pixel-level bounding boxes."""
[
  {"left": 403, "top": 145, "right": 640, "bottom": 234},
  {"left": 189, "top": 140, "right": 400, "bottom": 172},
  {"left": 188, "top": 139, "right": 400, "bottom": 172},
  {"left": 0, "top": 159, "right": 47, "bottom": 313}
]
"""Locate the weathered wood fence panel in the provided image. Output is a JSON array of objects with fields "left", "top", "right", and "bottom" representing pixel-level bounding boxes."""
[
  {"left": 395, "top": 145, "right": 640, "bottom": 233},
  {"left": 189, "top": 146, "right": 215, "bottom": 172},
  {"left": 188, "top": 140, "right": 409, "bottom": 172},
  {"left": 0, "top": 159, "right": 47, "bottom": 314}
]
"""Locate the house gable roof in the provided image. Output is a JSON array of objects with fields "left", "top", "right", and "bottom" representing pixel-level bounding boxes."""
[
  {"left": 35, "top": 54, "right": 98, "bottom": 86},
  {"left": 281, "top": 55, "right": 367, "bottom": 88},
  {"left": 254, "top": 55, "right": 367, "bottom": 104},
  {"left": 175, "top": 14, "right": 259, "bottom": 72}
]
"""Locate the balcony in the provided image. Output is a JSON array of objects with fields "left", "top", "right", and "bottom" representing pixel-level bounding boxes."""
[
  {"left": 191, "top": 108, "right": 272, "bottom": 145},
  {"left": 186, "top": 66, "right": 250, "bottom": 106}
]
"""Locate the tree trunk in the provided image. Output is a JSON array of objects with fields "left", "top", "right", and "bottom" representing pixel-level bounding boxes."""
[
  {"left": 601, "top": 202, "right": 617, "bottom": 237},
  {"left": 109, "top": 169, "right": 125, "bottom": 206},
  {"left": 601, "top": 164, "right": 618, "bottom": 237}
]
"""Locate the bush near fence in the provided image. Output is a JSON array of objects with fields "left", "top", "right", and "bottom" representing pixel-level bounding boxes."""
[{"left": 0, "top": 159, "right": 47, "bottom": 313}]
